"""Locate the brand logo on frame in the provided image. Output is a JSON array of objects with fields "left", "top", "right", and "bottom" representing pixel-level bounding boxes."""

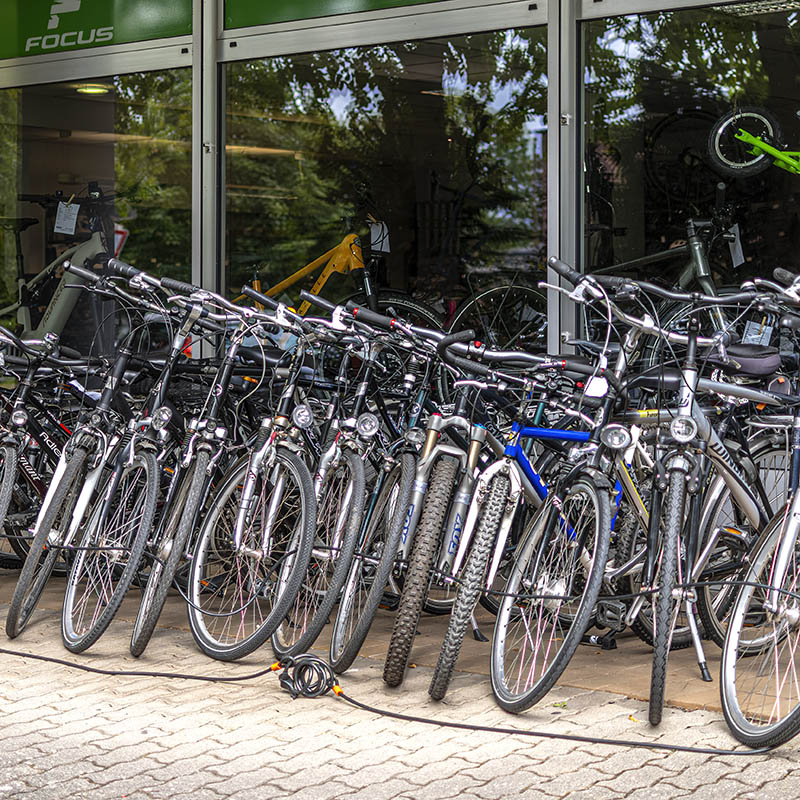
[{"left": 25, "top": 1, "right": 114, "bottom": 53}]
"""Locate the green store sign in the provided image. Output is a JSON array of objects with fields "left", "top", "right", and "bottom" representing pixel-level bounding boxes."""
[
  {"left": 1, "top": 0, "right": 191, "bottom": 61},
  {"left": 225, "top": 0, "right": 446, "bottom": 29}
]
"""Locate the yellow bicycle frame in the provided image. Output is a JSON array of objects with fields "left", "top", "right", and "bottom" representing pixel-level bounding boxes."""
[{"left": 235, "top": 234, "right": 364, "bottom": 316}]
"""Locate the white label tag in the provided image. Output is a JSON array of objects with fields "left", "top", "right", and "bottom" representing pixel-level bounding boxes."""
[
  {"left": 728, "top": 224, "right": 745, "bottom": 269},
  {"left": 368, "top": 221, "right": 390, "bottom": 253},
  {"left": 585, "top": 376, "right": 608, "bottom": 397},
  {"left": 742, "top": 319, "right": 773, "bottom": 346},
  {"left": 54, "top": 201, "right": 79, "bottom": 236}
]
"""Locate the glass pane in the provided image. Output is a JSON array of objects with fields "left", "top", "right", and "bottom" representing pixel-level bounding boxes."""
[
  {"left": 583, "top": 2, "right": 800, "bottom": 283},
  {"left": 225, "top": 29, "right": 546, "bottom": 337},
  {"left": 0, "top": 69, "right": 191, "bottom": 353}
]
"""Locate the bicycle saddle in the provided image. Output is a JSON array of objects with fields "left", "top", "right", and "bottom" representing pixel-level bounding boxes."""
[
  {"left": 0, "top": 216, "right": 39, "bottom": 232},
  {"left": 704, "top": 343, "right": 781, "bottom": 377}
]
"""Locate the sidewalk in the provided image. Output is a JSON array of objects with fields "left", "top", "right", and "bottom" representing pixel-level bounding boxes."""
[{"left": 1, "top": 578, "right": 798, "bottom": 799}]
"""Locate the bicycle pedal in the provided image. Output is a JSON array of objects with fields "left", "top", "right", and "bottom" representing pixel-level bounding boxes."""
[
  {"left": 596, "top": 599, "right": 626, "bottom": 632},
  {"left": 379, "top": 592, "right": 400, "bottom": 611}
]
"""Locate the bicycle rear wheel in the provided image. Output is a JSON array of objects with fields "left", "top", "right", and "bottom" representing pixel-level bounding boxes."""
[
  {"left": 721, "top": 515, "right": 800, "bottom": 747},
  {"left": 490, "top": 472, "right": 610, "bottom": 713}
]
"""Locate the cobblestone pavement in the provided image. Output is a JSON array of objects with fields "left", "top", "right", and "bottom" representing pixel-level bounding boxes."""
[{"left": 2, "top": 602, "right": 799, "bottom": 800}]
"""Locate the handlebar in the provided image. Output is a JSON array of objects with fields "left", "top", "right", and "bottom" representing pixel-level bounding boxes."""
[{"left": 299, "top": 290, "right": 337, "bottom": 314}]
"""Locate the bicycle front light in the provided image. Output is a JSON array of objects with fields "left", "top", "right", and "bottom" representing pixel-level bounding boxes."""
[
  {"left": 356, "top": 412, "right": 380, "bottom": 439},
  {"left": 291, "top": 404, "right": 314, "bottom": 430},
  {"left": 669, "top": 416, "right": 698, "bottom": 443},
  {"left": 151, "top": 405, "right": 173, "bottom": 431},
  {"left": 599, "top": 424, "right": 631, "bottom": 451},
  {"left": 10, "top": 409, "right": 28, "bottom": 428}
]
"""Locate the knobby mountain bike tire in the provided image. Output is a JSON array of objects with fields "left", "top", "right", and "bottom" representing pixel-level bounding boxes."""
[
  {"left": 330, "top": 452, "right": 416, "bottom": 674},
  {"left": 6, "top": 446, "right": 89, "bottom": 638},
  {"left": 649, "top": 468, "right": 685, "bottom": 726},
  {"left": 490, "top": 471, "right": 610, "bottom": 713},
  {"left": 129, "top": 449, "right": 210, "bottom": 657},
  {"left": 271, "top": 449, "right": 365, "bottom": 659},
  {"left": 62, "top": 449, "right": 159, "bottom": 653},
  {"left": 187, "top": 447, "right": 316, "bottom": 661},
  {"left": 721, "top": 514, "right": 800, "bottom": 748},
  {"left": 430, "top": 474, "right": 510, "bottom": 701},
  {"left": 383, "top": 456, "right": 459, "bottom": 687}
]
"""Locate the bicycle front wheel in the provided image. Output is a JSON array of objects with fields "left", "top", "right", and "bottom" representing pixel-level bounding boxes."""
[
  {"left": 129, "top": 449, "right": 210, "bottom": 657},
  {"left": 187, "top": 447, "right": 316, "bottom": 661},
  {"left": 271, "top": 450, "right": 365, "bottom": 659},
  {"left": 490, "top": 472, "right": 610, "bottom": 713},
  {"left": 330, "top": 452, "right": 415, "bottom": 674},
  {"left": 708, "top": 106, "right": 782, "bottom": 177},
  {"left": 62, "top": 450, "right": 158, "bottom": 653},
  {"left": 430, "top": 474, "right": 510, "bottom": 701},
  {"left": 721, "top": 514, "right": 800, "bottom": 747},
  {"left": 649, "top": 468, "right": 685, "bottom": 726},
  {"left": 6, "top": 446, "right": 89, "bottom": 638}
]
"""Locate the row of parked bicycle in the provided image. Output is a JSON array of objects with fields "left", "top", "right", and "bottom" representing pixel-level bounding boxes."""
[{"left": 2, "top": 252, "right": 800, "bottom": 749}]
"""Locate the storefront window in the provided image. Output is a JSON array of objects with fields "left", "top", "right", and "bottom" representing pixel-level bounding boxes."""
[
  {"left": 583, "top": 2, "right": 800, "bottom": 282},
  {"left": 225, "top": 28, "right": 546, "bottom": 320},
  {"left": 0, "top": 68, "right": 191, "bottom": 351}
]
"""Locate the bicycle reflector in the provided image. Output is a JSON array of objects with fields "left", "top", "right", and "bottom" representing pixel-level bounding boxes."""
[
  {"left": 599, "top": 424, "right": 631, "bottom": 451},
  {"left": 356, "top": 412, "right": 380, "bottom": 439},
  {"left": 669, "top": 416, "right": 698, "bottom": 443},
  {"left": 292, "top": 404, "right": 314, "bottom": 430},
  {"left": 151, "top": 406, "right": 173, "bottom": 431}
]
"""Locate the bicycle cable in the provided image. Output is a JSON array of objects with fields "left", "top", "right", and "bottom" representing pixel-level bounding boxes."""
[{"left": 0, "top": 647, "right": 778, "bottom": 757}]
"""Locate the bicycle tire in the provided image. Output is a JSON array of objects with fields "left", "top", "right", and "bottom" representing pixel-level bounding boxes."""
[
  {"left": 490, "top": 471, "right": 610, "bottom": 713},
  {"left": 0, "top": 445, "right": 20, "bottom": 567},
  {"left": 271, "top": 449, "right": 365, "bottom": 659},
  {"left": 129, "top": 449, "right": 210, "bottom": 657},
  {"left": 649, "top": 468, "right": 685, "bottom": 726},
  {"left": 330, "top": 452, "right": 416, "bottom": 674},
  {"left": 62, "top": 449, "right": 158, "bottom": 653},
  {"left": 383, "top": 456, "right": 459, "bottom": 687},
  {"left": 430, "top": 474, "right": 510, "bottom": 701},
  {"left": 187, "top": 447, "right": 316, "bottom": 661},
  {"left": 696, "top": 437, "right": 789, "bottom": 648},
  {"left": 720, "top": 515, "right": 800, "bottom": 747},
  {"left": 708, "top": 106, "right": 783, "bottom": 178},
  {"left": 6, "top": 446, "right": 89, "bottom": 638},
  {"left": 448, "top": 284, "right": 547, "bottom": 353}
]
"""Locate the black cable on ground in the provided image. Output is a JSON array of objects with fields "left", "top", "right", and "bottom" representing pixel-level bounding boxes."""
[{"left": 0, "top": 647, "right": 777, "bottom": 756}]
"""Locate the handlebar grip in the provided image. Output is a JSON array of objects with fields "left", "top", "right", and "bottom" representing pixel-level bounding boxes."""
[
  {"left": 241, "top": 285, "right": 280, "bottom": 311},
  {"left": 345, "top": 301, "right": 395, "bottom": 330},
  {"left": 161, "top": 276, "right": 198, "bottom": 294},
  {"left": 548, "top": 256, "right": 584, "bottom": 286},
  {"left": 106, "top": 258, "right": 140, "bottom": 279},
  {"left": 299, "top": 290, "right": 336, "bottom": 314},
  {"left": 194, "top": 316, "right": 227, "bottom": 335},
  {"left": 715, "top": 181, "right": 726, "bottom": 211},
  {"left": 64, "top": 261, "right": 102, "bottom": 284},
  {"left": 435, "top": 329, "right": 476, "bottom": 358},
  {"left": 774, "top": 267, "right": 797, "bottom": 286}
]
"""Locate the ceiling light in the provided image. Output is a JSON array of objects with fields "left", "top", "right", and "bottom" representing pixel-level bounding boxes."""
[{"left": 75, "top": 83, "right": 112, "bottom": 95}]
